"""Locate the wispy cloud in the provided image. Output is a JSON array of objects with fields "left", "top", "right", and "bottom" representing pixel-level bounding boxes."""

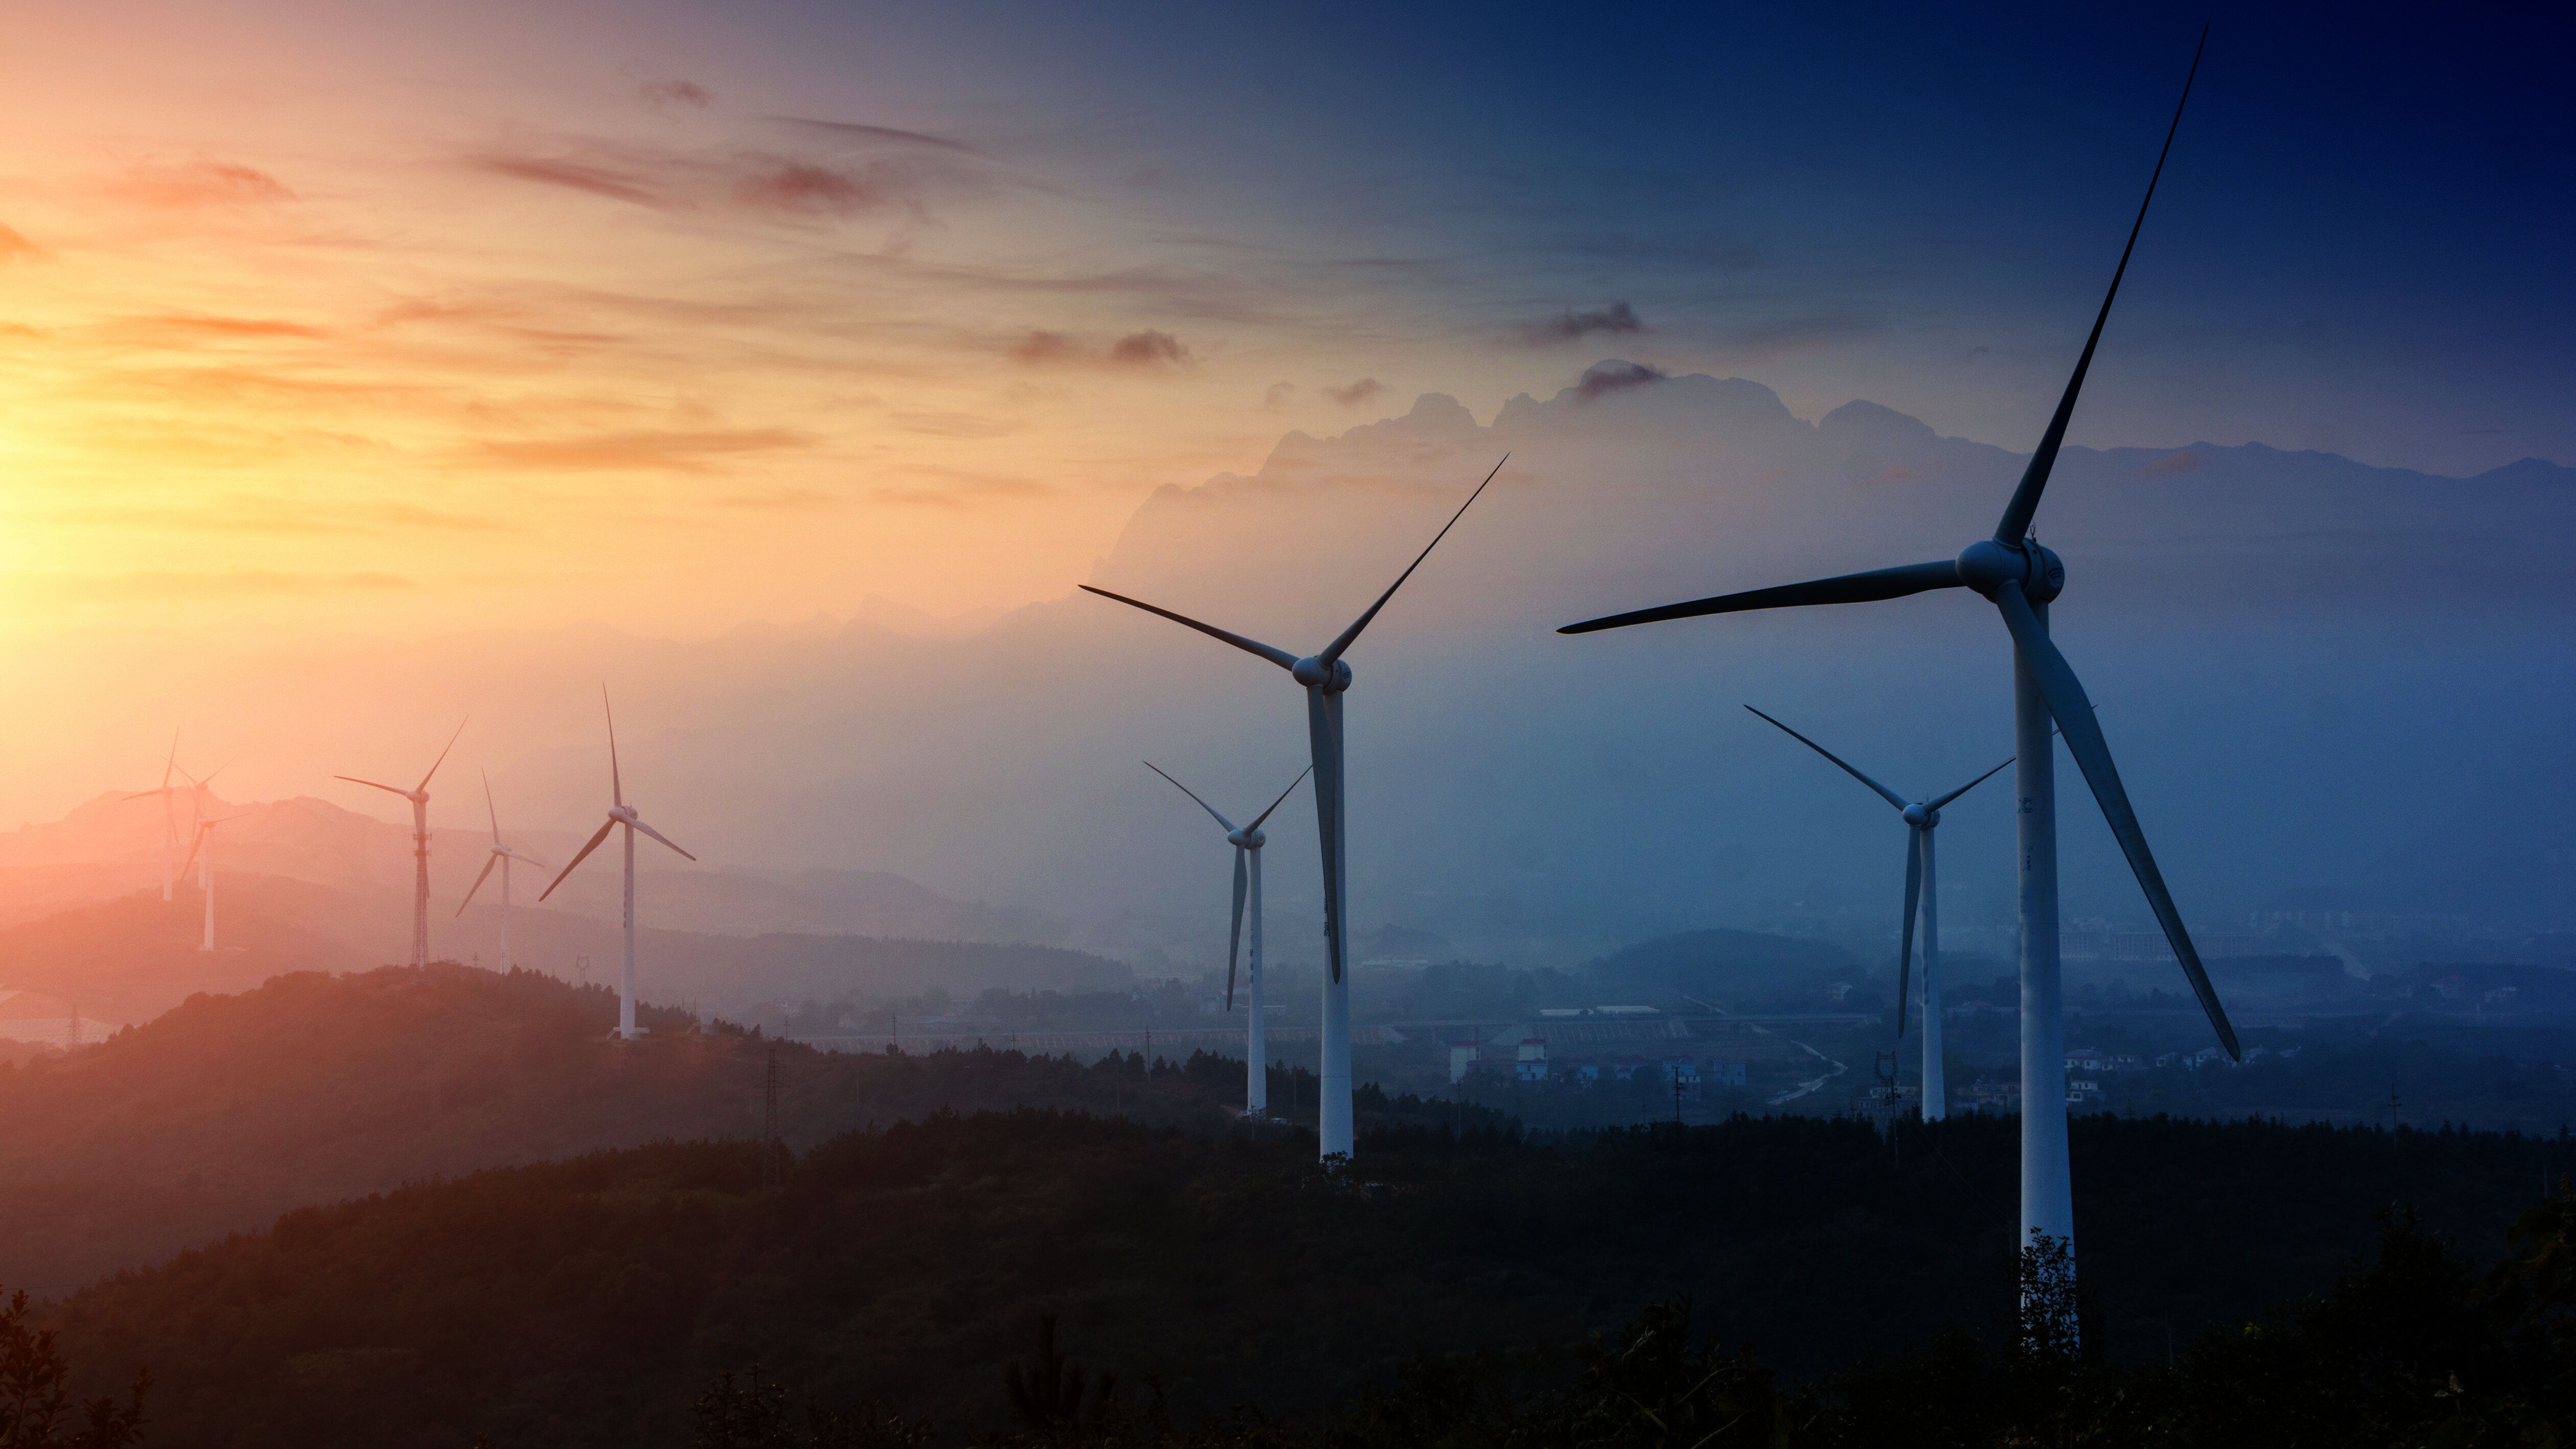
[
  {"left": 109, "top": 157, "right": 296, "bottom": 207},
  {"left": 77, "top": 570, "right": 415, "bottom": 598},
  {"left": 773, "top": 116, "right": 984, "bottom": 156},
  {"left": 1518, "top": 300, "right": 1644, "bottom": 346},
  {"left": 869, "top": 466, "right": 1054, "bottom": 509},
  {"left": 471, "top": 428, "right": 815, "bottom": 472},
  {"left": 103, "top": 314, "right": 329, "bottom": 344},
  {"left": 1006, "top": 328, "right": 1193, "bottom": 371},
  {"left": 734, "top": 160, "right": 917, "bottom": 219},
  {"left": 1323, "top": 378, "right": 1385, "bottom": 407},
  {"left": 640, "top": 77, "right": 713, "bottom": 111},
  {"left": 0, "top": 223, "right": 42, "bottom": 262},
  {"left": 472, "top": 152, "right": 674, "bottom": 211}
]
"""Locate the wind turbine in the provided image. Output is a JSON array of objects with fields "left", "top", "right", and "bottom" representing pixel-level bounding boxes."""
[
  {"left": 540, "top": 690, "right": 695, "bottom": 1041},
  {"left": 1143, "top": 761, "right": 1310, "bottom": 1117},
  {"left": 1745, "top": 706, "right": 2009, "bottom": 1121},
  {"left": 457, "top": 768, "right": 547, "bottom": 973},
  {"left": 178, "top": 815, "right": 235, "bottom": 952},
  {"left": 1560, "top": 37, "right": 2234, "bottom": 1270},
  {"left": 124, "top": 730, "right": 185, "bottom": 901},
  {"left": 1081, "top": 457, "right": 1506, "bottom": 1160},
  {"left": 337, "top": 718, "right": 468, "bottom": 977}
]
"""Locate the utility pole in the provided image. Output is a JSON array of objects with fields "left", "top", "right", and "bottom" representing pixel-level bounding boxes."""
[{"left": 1672, "top": 1074, "right": 1684, "bottom": 1127}]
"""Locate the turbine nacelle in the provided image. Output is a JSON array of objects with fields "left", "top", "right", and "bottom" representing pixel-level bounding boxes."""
[
  {"left": 1290, "top": 656, "right": 1353, "bottom": 692},
  {"left": 1902, "top": 802, "right": 1939, "bottom": 829},
  {"left": 1226, "top": 826, "right": 1265, "bottom": 849},
  {"left": 608, "top": 806, "right": 639, "bottom": 826},
  {"left": 1955, "top": 538, "right": 2066, "bottom": 604}
]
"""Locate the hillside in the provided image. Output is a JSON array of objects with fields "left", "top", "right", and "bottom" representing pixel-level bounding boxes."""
[
  {"left": 36, "top": 1109, "right": 2562, "bottom": 1449},
  {"left": 0, "top": 878, "right": 1133, "bottom": 1027},
  {"left": 0, "top": 965, "right": 1318, "bottom": 1291}
]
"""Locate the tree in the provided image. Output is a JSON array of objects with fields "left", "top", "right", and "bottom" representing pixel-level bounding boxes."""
[{"left": 0, "top": 1289, "right": 148, "bottom": 1449}]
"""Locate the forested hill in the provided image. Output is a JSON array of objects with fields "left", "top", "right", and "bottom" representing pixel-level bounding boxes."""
[
  {"left": 0, "top": 966, "right": 1352, "bottom": 1291},
  {"left": 35, "top": 1109, "right": 2565, "bottom": 1449}
]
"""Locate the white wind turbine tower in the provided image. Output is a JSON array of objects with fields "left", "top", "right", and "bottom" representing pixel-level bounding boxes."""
[
  {"left": 456, "top": 768, "right": 548, "bottom": 972},
  {"left": 1745, "top": 706, "right": 2009, "bottom": 1121},
  {"left": 1561, "top": 35, "right": 2235, "bottom": 1289},
  {"left": 337, "top": 718, "right": 468, "bottom": 977},
  {"left": 1143, "top": 761, "right": 1309, "bottom": 1117},
  {"left": 124, "top": 730, "right": 185, "bottom": 901},
  {"left": 178, "top": 814, "right": 235, "bottom": 952},
  {"left": 1083, "top": 456, "right": 1506, "bottom": 1161},
  {"left": 541, "top": 690, "right": 695, "bottom": 1041}
]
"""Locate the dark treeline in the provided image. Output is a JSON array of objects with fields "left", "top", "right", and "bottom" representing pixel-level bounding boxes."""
[{"left": 36, "top": 1107, "right": 2564, "bottom": 1448}]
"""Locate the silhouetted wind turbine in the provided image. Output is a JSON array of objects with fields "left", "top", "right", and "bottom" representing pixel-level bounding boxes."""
[
  {"left": 1561, "top": 37, "right": 2230, "bottom": 1268},
  {"left": 178, "top": 814, "right": 235, "bottom": 952},
  {"left": 1144, "top": 761, "right": 1309, "bottom": 1117},
  {"left": 457, "top": 768, "right": 547, "bottom": 972},
  {"left": 541, "top": 690, "right": 695, "bottom": 1040},
  {"left": 337, "top": 718, "right": 468, "bottom": 977},
  {"left": 1746, "top": 707, "right": 2009, "bottom": 1120},
  {"left": 124, "top": 730, "right": 185, "bottom": 901},
  {"left": 1082, "top": 456, "right": 1506, "bottom": 1160}
]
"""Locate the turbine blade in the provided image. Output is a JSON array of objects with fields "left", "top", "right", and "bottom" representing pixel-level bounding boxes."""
[
  {"left": 416, "top": 716, "right": 469, "bottom": 792},
  {"left": 1245, "top": 766, "right": 1312, "bottom": 832},
  {"left": 1560, "top": 559, "right": 1963, "bottom": 635},
  {"left": 1319, "top": 454, "right": 1508, "bottom": 665},
  {"left": 539, "top": 819, "right": 618, "bottom": 901},
  {"left": 1306, "top": 688, "right": 1345, "bottom": 984},
  {"left": 483, "top": 767, "right": 501, "bottom": 843},
  {"left": 1144, "top": 761, "right": 1236, "bottom": 832},
  {"left": 1992, "top": 583, "right": 2240, "bottom": 1059},
  {"left": 602, "top": 687, "right": 622, "bottom": 808},
  {"left": 1930, "top": 755, "right": 2017, "bottom": 811},
  {"left": 179, "top": 825, "right": 205, "bottom": 880},
  {"left": 1896, "top": 828, "right": 1923, "bottom": 1039},
  {"left": 1227, "top": 847, "right": 1248, "bottom": 1012},
  {"left": 161, "top": 729, "right": 178, "bottom": 789},
  {"left": 457, "top": 853, "right": 499, "bottom": 915},
  {"left": 335, "top": 776, "right": 411, "bottom": 797},
  {"left": 630, "top": 816, "right": 698, "bottom": 861},
  {"left": 1993, "top": 27, "right": 2207, "bottom": 544},
  {"left": 1744, "top": 706, "right": 1907, "bottom": 811},
  {"left": 1077, "top": 587, "right": 1299, "bottom": 671}
]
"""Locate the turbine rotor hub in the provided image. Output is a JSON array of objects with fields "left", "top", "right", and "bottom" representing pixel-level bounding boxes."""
[
  {"left": 1954, "top": 537, "right": 2067, "bottom": 604},
  {"left": 1229, "top": 828, "right": 1264, "bottom": 849},
  {"left": 1903, "top": 803, "right": 1937, "bottom": 829},
  {"left": 1290, "top": 656, "right": 1353, "bottom": 693}
]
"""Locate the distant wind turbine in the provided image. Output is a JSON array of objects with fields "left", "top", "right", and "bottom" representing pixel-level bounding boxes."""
[
  {"left": 541, "top": 690, "right": 695, "bottom": 1041},
  {"left": 1082, "top": 457, "right": 1506, "bottom": 1160},
  {"left": 178, "top": 814, "right": 236, "bottom": 952},
  {"left": 1745, "top": 706, "right": 2009, "bottom": 1121},
  {"left": 457, "top": 768, "right": 547, "bottom": 973},
  {"left": 1143, "top": 761, "right": 1309, "bottom": 1117},
  {"left": 1559, "top": 35, "right": 2231, "bottom": 1276},
  {"left": 337, "top": 718, "right": 468, "bottom": 977},
  {"left": 124, "top": 730, "right": 185, "bottom": 901}
]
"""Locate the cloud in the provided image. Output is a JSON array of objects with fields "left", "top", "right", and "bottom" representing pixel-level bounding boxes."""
[
  {"left": 1006, "top": 329, "right": 1193, "bottom": 371},
  {"left": 1264, "top": 381, "right": 1296, "bottom": 407},
  {"left": 104, "top": 314, "right": 328, "bottom": 344},
  {"left": 2142, "top": 450, "right": 2204, "bottom": 476},
  {"left": 641, "top": 78, "right": 712, "bottom": 111},
  {"left": 81, "top": 570, "right": 414, "bottom": 599},
  {"left": 894, "top": 412, "right": 1019, "bottom": 439},
  {"left": 55, "top": 497, "right": 501, "bottom": 536},
  {"left": 1575, "top": 360, "right": 1667, "bottom": 401},
  {"left": 110, "top": 157, "right": 296, "bottom": 207},
  {"left": 471, "top": 428, "right": 814, "bottom": 472},
  {"left": 869, "top": 468, "right": 1055, "bottom": 509},
  {"left": 1519, "top": 301, "right": 1644, "bottom": 346},
  {"left": 773, "top": 117, "right": 983, "bottom": 155},
  {"left": 1323, "top": 378, "right": 1385, "bottom": 407},
  {"left": 473, "top": 153, "right": 671, "bottom": 210},
  {"left": 0, "top": 223, "right": 41, "bottom": 262},
  {"left": 1107, "top": 330, "right": 1190, "bottom": 367},
  {"left": 734, "top": 161, "right": 914, "bottom": 219}
]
